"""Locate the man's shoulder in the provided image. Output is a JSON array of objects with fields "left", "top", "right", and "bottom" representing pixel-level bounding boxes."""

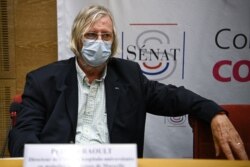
[
  {"left": 107, "top": 57, "right": 143, "bottom": 79},
  {"left": 29, "top": 57, "right": 75, "bottom": 75},
  {"left": 108, "top": 57, "right": 139, "bottom": 68}
]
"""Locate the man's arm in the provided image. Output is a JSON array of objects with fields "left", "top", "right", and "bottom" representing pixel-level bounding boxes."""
[{"left": 8, "top": 72, "right": 45, "bottom": 157}]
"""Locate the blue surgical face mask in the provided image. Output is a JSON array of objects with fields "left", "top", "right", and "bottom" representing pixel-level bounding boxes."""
[{"left": 81, "top": 39, "right": 112, "bottom": 67}]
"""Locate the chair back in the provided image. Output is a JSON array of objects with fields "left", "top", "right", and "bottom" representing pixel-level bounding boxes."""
[
  {"left": 189, "top": 105, "right": 250, "bottom": 159},
  {"left": 10, "top": 95, "right": 22, "bottom": 127}
]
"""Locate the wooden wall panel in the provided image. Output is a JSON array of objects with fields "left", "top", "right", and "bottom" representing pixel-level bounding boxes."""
[
  {"left": 0, "top": 0, "right": 16, "bottom": 157},
  {"left": 0, "top": 80, "right": 16, "bottom": 157},
  {"left": 14, "top": 0, "right": 57, "bottom": 93},
  {"left": 0, "top": 0, "right": 57, "bottom": 157},
  {"left": 0, "top": 0, "right": 15, "bottom": 78}
]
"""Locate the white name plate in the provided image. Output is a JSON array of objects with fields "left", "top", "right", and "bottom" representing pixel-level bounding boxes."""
[{"left": 24, "top": 144, "right": 137, "bottom": 167}]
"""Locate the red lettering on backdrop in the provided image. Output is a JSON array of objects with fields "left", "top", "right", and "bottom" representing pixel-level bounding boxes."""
[
  {"left": 233, "top": 60, "right": 250, "bottom": 82},
  {"left": 213, "top": 60, "right": 232, "bottom": 82},
  {"left": 213, "top": 60, "right": 250, "bottom": 82}
]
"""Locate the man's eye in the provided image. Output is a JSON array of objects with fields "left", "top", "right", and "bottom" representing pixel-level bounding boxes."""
[
  {"left": 84, "top": 32, "right": 113, "bottom": 41},
  {"left": 85, "top": 33, "right": 97, "bottom": 39},
  {"left": 102, "top": 33, "right": 112, "bottom": 41}
]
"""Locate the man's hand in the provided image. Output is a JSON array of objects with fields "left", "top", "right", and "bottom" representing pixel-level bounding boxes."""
[{"left": 211, "top": 113, "right": 248, "bottom": 160}]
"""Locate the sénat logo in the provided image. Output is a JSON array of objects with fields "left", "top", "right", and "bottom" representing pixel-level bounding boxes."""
[
  {"left": 122, "top": 27, "right": 182, "bottom": 80},
  {"left": 164, "top": 115, "right": 186, "bottom": 127}
]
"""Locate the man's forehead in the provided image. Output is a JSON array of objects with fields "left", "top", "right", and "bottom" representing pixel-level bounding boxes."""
[{"left": 87, "top": 16, "right": 113, "bottom": 30}]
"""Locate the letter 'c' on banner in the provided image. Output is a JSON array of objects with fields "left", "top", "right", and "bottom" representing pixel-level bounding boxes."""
[{"left": 213, "top": 60, "right": 250, "bottom": 82}]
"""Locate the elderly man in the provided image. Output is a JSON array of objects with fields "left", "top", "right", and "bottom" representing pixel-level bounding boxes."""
[{"left": 9, "top": 5, "right": 248, "bottom": 160}]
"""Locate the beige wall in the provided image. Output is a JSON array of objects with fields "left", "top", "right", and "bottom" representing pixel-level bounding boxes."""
[{"left": 0, "top": 0, "right": 57, "bottom": 157}]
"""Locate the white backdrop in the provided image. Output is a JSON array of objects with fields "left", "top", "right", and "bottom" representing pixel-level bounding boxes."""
[{"left": 57, "top": 0, "right": 250, "bottom": 158}]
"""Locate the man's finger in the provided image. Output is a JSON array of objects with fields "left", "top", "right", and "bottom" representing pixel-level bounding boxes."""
[
  {"left": 231, "top": 142, "right": 248, "bottom": 160},
  {"left": 213, "top": 137, "right": 220, "bottom": 157},
  {"left": 220, "top": 142, "right": 235, "bottom": 160}
]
